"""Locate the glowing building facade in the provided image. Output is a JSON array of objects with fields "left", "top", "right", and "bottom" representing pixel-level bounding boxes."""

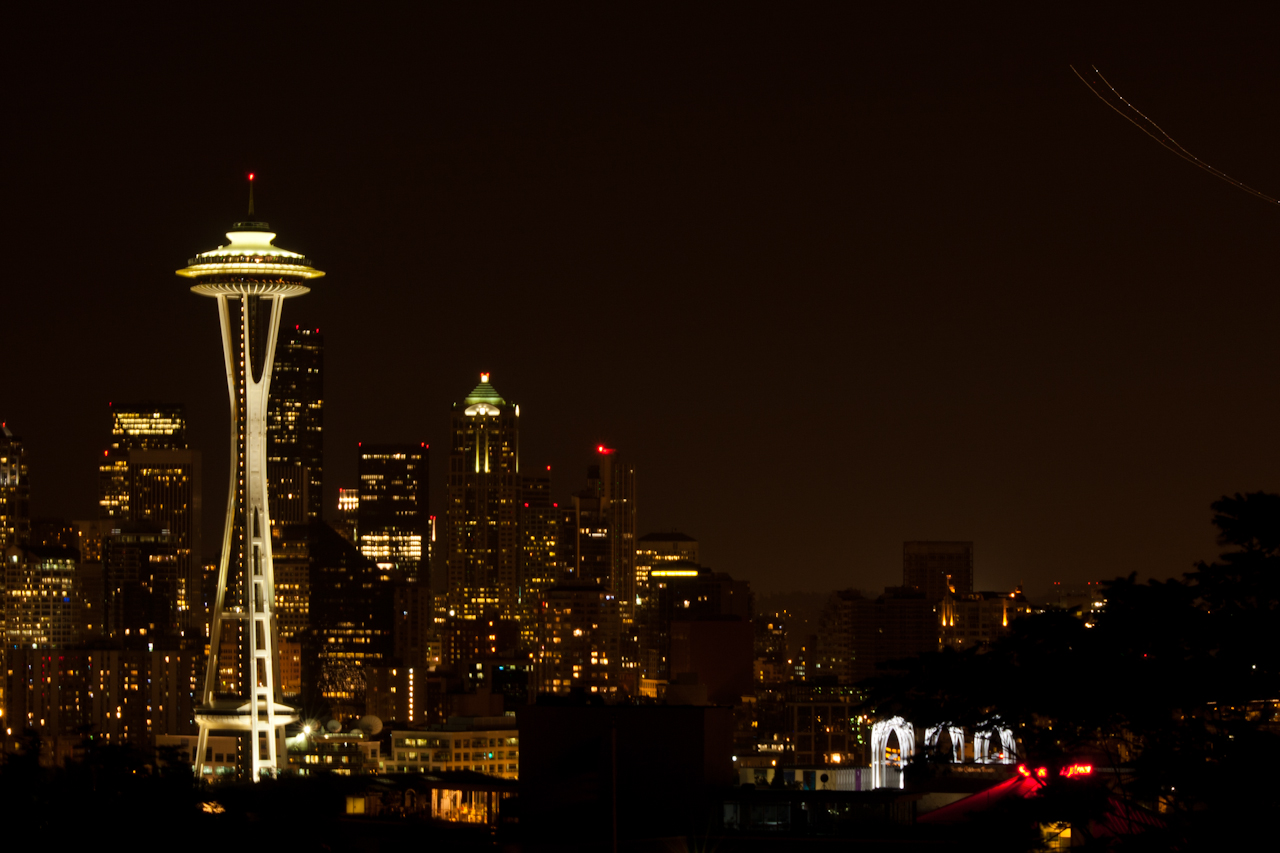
[
  {"left": 1, "top": 424, "right": 31, "bottom": 551},
  {"left": 565, "top": 447, "right": 636, "bottom": 616},
  {"left": 267, "top": 325, "right": 324, "bottom": 524},
  {"left": 445, "top": 374, "right": 520, "bottom": 658},
  {"left": 3, "top": 545, "right": 78, "bottom": 648},
  {"left": 176, "top": 195, "right": 320, "bottom": 780},
  {"left": 535, "top": 582, "right": 622, "bottom": 695},
  {"left": 357, "top": 443, "right": 427, "bottom": 580},
  {"left": 96, "top": 404, "right": 201, "bottom": 636}
]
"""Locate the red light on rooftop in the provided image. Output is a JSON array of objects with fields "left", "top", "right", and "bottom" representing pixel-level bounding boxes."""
[{"left": 248, "top": 173, "right": 255, "bottom": 181}]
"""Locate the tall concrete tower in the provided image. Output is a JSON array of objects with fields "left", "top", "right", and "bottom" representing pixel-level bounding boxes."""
[{"left": 176, "top": 179, "right": 322, "bottom": 780}]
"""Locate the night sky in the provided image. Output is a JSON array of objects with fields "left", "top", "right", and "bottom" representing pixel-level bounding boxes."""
[{"left": 4, "top": 6, "right": 1277, "bottom": 597}]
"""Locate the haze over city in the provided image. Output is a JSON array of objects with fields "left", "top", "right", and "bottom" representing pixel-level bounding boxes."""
[{"left": 5, "top": 5, "right": 1276, "bottom": 597}]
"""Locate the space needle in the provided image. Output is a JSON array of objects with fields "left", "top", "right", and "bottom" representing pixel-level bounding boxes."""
[{"left": 177, "top": 176, "right": 322, "bottom": 780}]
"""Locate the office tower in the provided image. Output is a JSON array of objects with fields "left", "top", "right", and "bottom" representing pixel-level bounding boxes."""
[
  {"left": 335, "top": 487, "right": 359, "bottom": 542},
  {"left": 271, "top": 523, "right": 311, "bottom": 644},
  {"left": 357, "top": 443, "right": 428, "bottom": 580},
  {"left": 564, "top": 447, "right": 636, "bottom": 615},
  {"left": 176, "top": 191, "right": 320, "bottom": 780},
  {"left": 3, "top": 544, "right": 78, "bottom": 648},
  {"left": 517, "top": 472, "right": 560, "bottom": 649},
  {"left": 445, "top": 373, "right": 520, "bottom": 660},
  {"left": 268, "top": 325, "right": 324, "bottom": 523},
  {"left": 535, "top": 582, "right": 622, "bottom": 695},
  {"left": 643, "top": 565, "right": 752, "bottom": 683},
  {"left": 304, "top": 520, "right": 394, "bottom": 717},
  {"left": 903, "top": 541, "right": 973, "bottom": 601},
  {"left": 814, "top": 587, "right": 936, "bottom": 684},
  {"left": 635, "top": 532, "right": 698, "bottom": 607},
  {"left": 102, "top": 523, "right": 180, "bottom": 643},
  {"left": 1, "top": 423, "right": 30, "bottom": 550},
  {"left": 96, "top": 404, "right": 202, "bottom": 636}
]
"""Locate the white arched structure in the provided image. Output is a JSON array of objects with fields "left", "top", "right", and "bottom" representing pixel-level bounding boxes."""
[
  {"left": 999, "top": 728, "right": 1018, "bottom": 763},
  {"left": 924, "top": 724, "right": 966, "bottom": 764},
  {"left": 974, "top": 729, "right": 991, "bottom": 763},
  {"left": 871, "top": 716, "right": 915, "bottom": 789},
  {"left": 974, "top": 718, "right": 1016, "bottom": 764}
]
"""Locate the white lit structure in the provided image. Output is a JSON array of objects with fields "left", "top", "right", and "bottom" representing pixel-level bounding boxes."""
[
  {"left": 870, "top": 716, "right": 915, "bottom": 790},
  {"left": 177, "top": 184, "right": 322, "bottom": 780}
]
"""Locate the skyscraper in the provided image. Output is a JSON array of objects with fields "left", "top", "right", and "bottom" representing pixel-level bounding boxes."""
[
  {"left": 357, "top": 442, "right": 428, "bottom": 580},
  {"left": 1, "top": 423, "right": 31, "bottom": 551},
  {"left": 268, "top": 325, "right": 323, "bottom": 524},
  {"left": 565, "top": 446, "right": 636, "bottom": 616},
  {"left": 97, "top": 403, "right": 201, "bottom": 637},
  {"left": 3, "top": 545, "right": 77, "bottom": 649},
  {"left": 516, "top": 471, "right": 560, "bottom": 649},
  {"left": 176, "top": 188, "right": 320, "bottom": 780},
  {"left": 446, "top": 374, "right": 521, "bottom": 649}
]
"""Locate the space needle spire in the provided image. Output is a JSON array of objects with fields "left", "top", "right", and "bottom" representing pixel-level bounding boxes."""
[{"left": 177, "top": 175, "right": 322, "bottom": 780}]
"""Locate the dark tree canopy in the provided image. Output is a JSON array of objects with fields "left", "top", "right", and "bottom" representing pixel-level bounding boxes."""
[{"left": 864, "top": 492, "right": 1280, "bottom": 848}]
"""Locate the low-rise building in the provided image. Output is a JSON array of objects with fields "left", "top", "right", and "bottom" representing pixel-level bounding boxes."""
[{"left": 388, "top": 715, "right": 519, "bottom": 779}]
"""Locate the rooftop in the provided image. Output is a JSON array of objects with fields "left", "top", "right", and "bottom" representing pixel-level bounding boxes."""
[{"left": 460, "top": 373, "right": 509, "bottom": 415}]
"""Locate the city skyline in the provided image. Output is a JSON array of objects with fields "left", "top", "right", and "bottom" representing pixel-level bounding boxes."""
[{"left": 4, "top": 7, "right": 1277, "bottom": 599}]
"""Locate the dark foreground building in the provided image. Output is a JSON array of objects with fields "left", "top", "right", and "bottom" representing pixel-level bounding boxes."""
[{"left": 519, "top": 702, "right": 734, "bottom": 846}]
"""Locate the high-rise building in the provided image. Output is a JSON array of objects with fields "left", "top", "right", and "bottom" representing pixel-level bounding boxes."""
[
  {"left": 357, "top": 443, "right": 428, "bottom": 580},
  {"left": 102, "top": 523, "right": 180, "bottom": 643},
  {"left": 813, "top": 586, "right": 936, "bottom": 684},
  {"left": 535, "top": 582, "right": 623, "bottom": 696},
  {"left": 303, "top": 520, "right": 394, "bottom": 718},
  {"left": 516, "top": 472, "right": 560, "bottom": 649},
  {"left": 177, "top": 190, "right": 319, "bottom": 780},
  {"left": 1, "top": 423, "right": 31, "bottom": 551},
  {"left": 635, "top": 531, "right": 698, "bottom": 610},
  {"left": 335, "top": 486, "right": 359, "bottom": 542},
  {"left": 268, "top": 325, "right": 323, "bottom": 523},
  {"left": 903, "top": 541, "right": 973, "bottom": 601},
  {"left": 445, "top": 373, "right": 521, "bottom": 660},
  {"left": 96, "top": 403, "right": 202, "bottom": 636},
  {"left": 564, "top": 447, "right": 636, "bottom": 613},
  {"left": 3, "top": 544, "right": 78, "bottom": 649}
]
